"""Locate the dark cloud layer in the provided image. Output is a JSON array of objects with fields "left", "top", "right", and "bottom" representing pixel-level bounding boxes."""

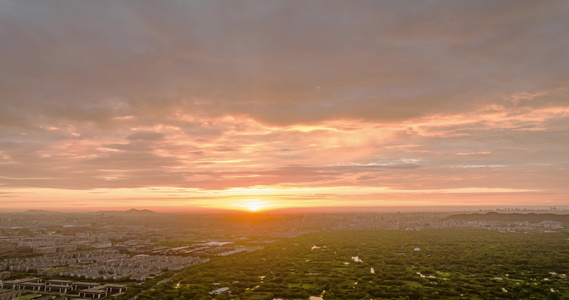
[{"left": 2, "top": 1, "right": 569, "bottom": 125}]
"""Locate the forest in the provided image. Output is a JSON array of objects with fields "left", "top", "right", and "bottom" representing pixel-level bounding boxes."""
[{"left": 121, "top": 229, "right": 569, "bottom": 300}]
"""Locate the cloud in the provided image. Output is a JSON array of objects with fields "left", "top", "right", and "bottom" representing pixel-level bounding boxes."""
[
  {"left": 126, "top": 131, "right": 165, "bottom": 141},
  {"left": 0, "top": 1, "right": 568, "bottom": 208},
  {"left": 2, "top": 1, "right": 569, "bottom": 125}
]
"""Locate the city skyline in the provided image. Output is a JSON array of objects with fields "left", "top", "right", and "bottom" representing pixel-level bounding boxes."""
[{"left": 1, "top": 1, "right": 569, "bottom": 212}]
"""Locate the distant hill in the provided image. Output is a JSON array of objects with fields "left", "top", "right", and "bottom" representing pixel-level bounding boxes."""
[
  {"left": 94, "top": 208, "right": 157, "bottom": 214},
  {"left": 21, "top": 209, "right": 59, "bottom": 214},
  {"left": 447, "top": 212, "right": 569, "bottom": 225}
]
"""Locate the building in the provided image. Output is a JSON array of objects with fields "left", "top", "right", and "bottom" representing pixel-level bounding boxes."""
[
  {"left": 78, "top": 287, "right": 108, "bottom": 299},
  {"left": 0, "top": 289, "right": 21, "bottom": 300},
  {"left": 73, "top": 282, "right": 99, "bottom": 291},
  {"left": 57, "top": 244, "right": 78, "bottom": 252},
  {"left": 1, "top": 278, "right": 40, "bottom": 289},
  {"left": 46, "top": 279, "right": 72, "bottom": 287},
  {"left": 0, "top": 272, "right": 9, "bottom": 280},
  {"left": 2, "top": 278, "right": 123, "bottom": 298},
  {"left": 100, "top": 284, "right": 127, "bottom": 294},
  {"left": 18, "top": 281, "right": 44, "bottom": 292},
  {"left": 210, "top": 287, "right": 230, "bottom": 295},
  {"left": 45, "top": 284, "right": 72, "bottom": 293},
  {"left": 33, "top": 246, "right": 57, "bottom": 255}
]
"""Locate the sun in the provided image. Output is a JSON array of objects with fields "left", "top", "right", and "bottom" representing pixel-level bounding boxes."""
[
  {"left": 245, "top": 203, "right": 261, "bottom": 212},
  {"left": 234, "top": 199, "right": 273, "bottom": 212}
]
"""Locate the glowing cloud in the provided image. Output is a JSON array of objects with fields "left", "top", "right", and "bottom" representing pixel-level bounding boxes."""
[{"left": 1, "top": 1, "right": 569, "bottom": 211}]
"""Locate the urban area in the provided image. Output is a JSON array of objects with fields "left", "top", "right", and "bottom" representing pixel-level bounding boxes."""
[{"left": 0, "top": 208, "right": 566, "bottom": 299}]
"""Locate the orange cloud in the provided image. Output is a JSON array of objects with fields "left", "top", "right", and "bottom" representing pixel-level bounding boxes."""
[{"left": 1, "top": 1, "right": 569, "bottom": 210}]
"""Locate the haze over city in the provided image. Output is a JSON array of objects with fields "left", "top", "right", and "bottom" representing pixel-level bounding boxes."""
[{"left": 1, "top": 1, "right": 568, "bottom": 212}]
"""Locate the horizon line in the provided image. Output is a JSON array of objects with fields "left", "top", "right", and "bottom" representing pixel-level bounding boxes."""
[{"left": 4, "top": 204, "right": 568, "bottom": 214}]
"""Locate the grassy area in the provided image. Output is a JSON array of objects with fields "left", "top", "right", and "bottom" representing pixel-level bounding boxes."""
[{"left": 15, "top": 294, "right": 41, "bottom": 299}]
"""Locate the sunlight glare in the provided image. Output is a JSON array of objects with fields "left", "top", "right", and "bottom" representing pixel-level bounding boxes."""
[
  {"left": 234, "top": 199, "right": 272, "bottom": 212},
  {"left": 245, "top": 203, "right": 261, "bottom": 212}
]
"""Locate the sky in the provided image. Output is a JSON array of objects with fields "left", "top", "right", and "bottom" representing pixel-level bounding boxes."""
[{"left": 1, "top": 0, "right": 569, "bottom": 212}]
